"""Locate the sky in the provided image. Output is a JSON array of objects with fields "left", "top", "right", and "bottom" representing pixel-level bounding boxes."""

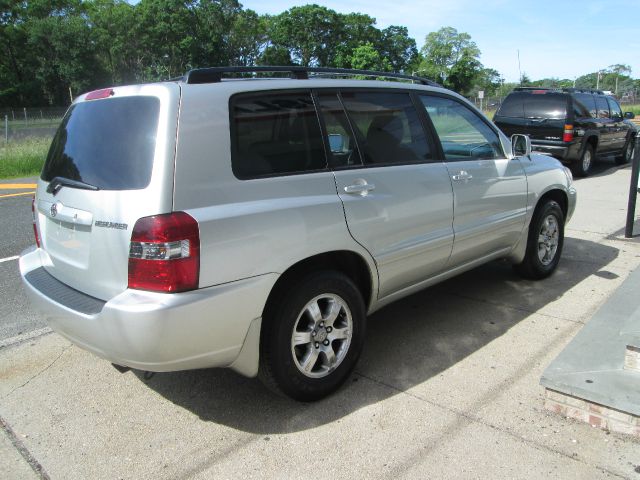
[{"left": 239, "top": 0, "right": 640, "bottom": 83}]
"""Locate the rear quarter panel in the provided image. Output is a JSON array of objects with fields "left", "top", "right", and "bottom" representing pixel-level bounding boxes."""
[{"left": 172, "top": 83, "right": 378, "bottom": 293}]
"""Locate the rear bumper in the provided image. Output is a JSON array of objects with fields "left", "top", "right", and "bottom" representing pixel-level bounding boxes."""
[
  {"left": 19, "top": 246, "right": 276, "bottom": 373},
  {"left": 531, "top": 141, "right": 582, "bottom": 163}
]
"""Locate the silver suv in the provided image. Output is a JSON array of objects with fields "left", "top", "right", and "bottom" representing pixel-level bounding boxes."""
[{"left": 20, "top": 67, "right": 577, "bottom": 401}]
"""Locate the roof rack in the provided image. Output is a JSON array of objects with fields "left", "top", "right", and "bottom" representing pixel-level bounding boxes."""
[
  {"left": 514, "top": 86, "right": 605, "bottom": 95},
  {"left": 182, "top": 66, "right": 441, "bottom": 87}
]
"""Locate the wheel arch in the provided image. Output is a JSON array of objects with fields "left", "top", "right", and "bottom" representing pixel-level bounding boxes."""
[
  {"left": 262, "top": 250, "right": 376, "bottom": 321},
  {"left": 508, "top": 187, "right": 568, "bottom": 265},
  {"left": 585, "top": 134, "right": 598, "bottom": 152},
  {"left": 537, "top": 188, "right": 568, "bottom": 220}
]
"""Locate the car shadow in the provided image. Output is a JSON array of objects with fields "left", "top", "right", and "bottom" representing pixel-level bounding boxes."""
[
  {"left": 576, "top": 155, "right": 628, "bottom": 179},
  {"left": 133, "top": 236, "right": 619, "bottom": 434}
]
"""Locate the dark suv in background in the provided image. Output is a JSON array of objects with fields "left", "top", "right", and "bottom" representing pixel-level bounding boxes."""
[{"left": 494, "top": 88, "right": 636, "bottom": 176}]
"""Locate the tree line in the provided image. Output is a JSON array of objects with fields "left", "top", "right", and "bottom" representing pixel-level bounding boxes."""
[{"left": 1, "top": 1, "right": 637, "bottom": 108}]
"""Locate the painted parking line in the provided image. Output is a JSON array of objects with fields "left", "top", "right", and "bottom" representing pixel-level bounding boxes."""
[
  {"left": 0, "top": 191, "right": 35, "bottom": 199},
  {"left": 0, "top": 184, "right": 37, "bottom": 189},
  {"left": 0, "top": 183, "right": 36, "bottom": 199},
  {"left": 0, "top": 256, "right": 19, "bottom": 263}
]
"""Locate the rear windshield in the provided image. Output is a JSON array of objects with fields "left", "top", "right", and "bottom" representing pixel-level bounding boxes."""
[
  {"left": 41, "top": 96, "right": 160, "bottom": 190},
  {"left": 497, "top": 92, "right": 567, "bottom": 120}
]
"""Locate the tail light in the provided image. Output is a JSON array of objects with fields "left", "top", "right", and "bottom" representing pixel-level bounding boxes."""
[
  {"left": 32, "top": 196, "right": 40, "bottom": 248},
  {"left": 563, "top": 124, "right": 574, "bottom": 143},
  {"left": 128, "top": 212, "right": 200, "bottom": 293}
]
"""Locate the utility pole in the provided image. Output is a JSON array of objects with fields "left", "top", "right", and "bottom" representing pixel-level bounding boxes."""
[
  {"left": 596, "top": 71, "right": 601, "bottom": 90},
  {"left": 517, "top": 49, "right": 522, "bottom": 85}
]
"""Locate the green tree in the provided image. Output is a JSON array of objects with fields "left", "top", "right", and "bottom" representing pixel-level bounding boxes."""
[
  {"left": 193, "top": 0, "right": 243, "bottom": 68},
  {"left": 418, "top": 26, "right": 481, "bottom": 93},
  {"left": 471, "top": 68, "right": 502, "bottom": 97},
  {"left": 348, "top": 42, "right": 391, "bottom": 71},
  {"left": 87, "top": 0, "right": 141, "bottom": 84},
  {"left": 269, "top": 5, "right": 340, "bottom": 66},
  {"left": 380, "top": 26, "right": 417, "bottom": 72},
  {"left": 258, "top": 45, "right": 294, "bottom": 66},
  {"left": 225, "top": 9, "right": 267, "bottom": 66},
  {"left": 25, "top": 0, "right": 106, "bottom": 104}
]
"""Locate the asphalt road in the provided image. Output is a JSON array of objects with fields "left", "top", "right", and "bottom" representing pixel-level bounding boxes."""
[{"left": 0, "top": 177, "right": 46, "bottom": 341}]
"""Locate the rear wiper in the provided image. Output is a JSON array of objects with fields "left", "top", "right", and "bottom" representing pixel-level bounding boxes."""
[{"left": 46, "top": 177, "right": 100, "bottom": 195}]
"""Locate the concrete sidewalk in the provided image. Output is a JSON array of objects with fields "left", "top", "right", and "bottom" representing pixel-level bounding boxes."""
[{"left": 1, "top": 162, "right": 639, "bottom": 479}]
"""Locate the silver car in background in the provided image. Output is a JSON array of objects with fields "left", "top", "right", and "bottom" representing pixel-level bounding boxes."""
[{"left": 20, "top": 67, "right": 576, "bottom": 401}]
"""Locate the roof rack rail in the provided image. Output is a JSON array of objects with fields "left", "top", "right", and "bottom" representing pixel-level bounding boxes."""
[
  {"left": 182, "top": 66, "right": 441, "bottom": 87},
  {"left": 514, "top": 86, "right": 605, "bottom": 95}
]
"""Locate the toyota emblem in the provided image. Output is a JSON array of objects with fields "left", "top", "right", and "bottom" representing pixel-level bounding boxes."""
[{"left": 50, "top": 203, "right": 58, "bottom": 218}]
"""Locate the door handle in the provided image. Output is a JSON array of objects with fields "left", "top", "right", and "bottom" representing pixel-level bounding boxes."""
[
  {"left": 344, "top": 180, "right": 375, "bottom": 195},
  {"left": 452, "top": 170, "right": 473, "bottom": 182}
]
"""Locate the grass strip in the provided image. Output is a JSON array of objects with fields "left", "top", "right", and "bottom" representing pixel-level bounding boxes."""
[{"left": 0, "top": 137, "right": 50, "bottom": 179}]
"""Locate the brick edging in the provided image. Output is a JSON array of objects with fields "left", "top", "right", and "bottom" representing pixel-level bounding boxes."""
[{"left": 544, "top": 389, "right": 640, "bottom": 437}]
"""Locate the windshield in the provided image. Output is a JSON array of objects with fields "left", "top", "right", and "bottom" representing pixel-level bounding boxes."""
[{"left": 41, "top": 96, "right": 160, "bottom": 190}]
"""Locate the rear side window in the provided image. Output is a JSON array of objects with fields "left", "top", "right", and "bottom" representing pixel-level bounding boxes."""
[
  {"left": 595, "top": 96, "right": 610, "bottom": 118},
  {"left": 316, "top": 92, "right": 363, "bottom": 168},
  {"left": 231, "top": 92, "right": 326, "bottom": 178},
  {"left": 42, "top": 97, "right": 160, "bottom": 190},
  {"left": 574, "top": 93, "right": 597, "bottom": 118},
  {"left": 497, "top": 92, "right": 567, "bottom": 120},
  {"left": 339, "top": 91, "right": 432, "bottom": 165}
]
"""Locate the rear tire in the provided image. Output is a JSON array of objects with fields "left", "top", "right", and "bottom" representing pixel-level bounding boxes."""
[
  {"left": 514, "top": 199, "right": 564, "bottom": 280},
  {"left": 571, "top": 143, "right": 594, "bottom": 177},
  {"left": 259, "top": 271, "right": 366, "bottom": 401}
]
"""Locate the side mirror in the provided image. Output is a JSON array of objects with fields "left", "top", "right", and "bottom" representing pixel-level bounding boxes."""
[
  {"left": 511, "top": 134, "right": 531, "bottom": 157},
  {"left": 624, "top": 112, "right": 635, "bottom": 119},
  {"left": 328, "top": 133, "right": 345, "bottom": 152}
]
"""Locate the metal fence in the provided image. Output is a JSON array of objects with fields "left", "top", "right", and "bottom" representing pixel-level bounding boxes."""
[{"left": 2, "top": 107, "right": 66, "bottom": 142}]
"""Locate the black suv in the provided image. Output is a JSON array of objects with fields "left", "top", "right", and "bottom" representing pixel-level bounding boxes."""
[{"left": 494, "top": 88, "right": 636, "bottom": 176}]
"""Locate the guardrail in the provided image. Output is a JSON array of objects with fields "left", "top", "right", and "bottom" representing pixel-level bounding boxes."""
[{"left": 626, "top": 132, "right": 640, "bottom": 238}]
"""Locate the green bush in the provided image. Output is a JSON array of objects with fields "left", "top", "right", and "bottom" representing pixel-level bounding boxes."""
[{"left": 0, "top": 137, "right": 50, "bottom": 179}]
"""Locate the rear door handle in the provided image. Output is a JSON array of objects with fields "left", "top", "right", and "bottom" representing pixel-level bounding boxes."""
[
  {"left": 452, "top": 170, "right": 473, "bottom": 182},
  {"left": 344, "top": 180, "right": 375, "bottom": 195}
]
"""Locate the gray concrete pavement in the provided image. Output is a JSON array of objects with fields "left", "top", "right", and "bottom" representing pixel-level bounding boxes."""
[{"left": 1, "top": 164, "right": 639, "bottom": 479}]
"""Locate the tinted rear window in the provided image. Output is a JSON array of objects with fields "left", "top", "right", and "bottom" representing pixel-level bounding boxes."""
[
  {"left": 497, "top": 92, "right": 567, "bottom": 119},
  {"left": 42, "top": 97, "right": 160, "bottom": 190}
]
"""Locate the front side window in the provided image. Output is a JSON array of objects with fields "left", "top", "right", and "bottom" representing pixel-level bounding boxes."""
[
  {"left": 595, "top": 96, "right": 610, "bottom": 119},
  {"left": 420, "top": 95, "right": 503, "bottom": 160},
  {"left": 339, "top": 91, "right": 432, "bottom": 165},
  {"left": 607, "top": 98, "right": 623, "bottom": 119},
  {"left": 231, "top": 92, "right": 326, "bottom": 179}
]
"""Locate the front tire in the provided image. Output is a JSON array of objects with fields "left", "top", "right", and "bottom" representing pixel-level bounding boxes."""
[
  {"left": 615, "top": 138, "right": 634, "bottom": 165},
  {"left": 259, "top": 271, "right": 366, "bottom": 401},
  {"left": 514, "top": 199, "right": 564, "bottom": 280},
  {"left": 571, "top": 143, "right": 594, "bottom": 177}
]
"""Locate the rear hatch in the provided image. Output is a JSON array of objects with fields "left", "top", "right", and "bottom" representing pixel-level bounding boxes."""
[
  {"left": 34, "top": 83, "right": 180, "bottom": 300},
  {"left": 494, "top": 91, "right": 569, "bottom": 142}
]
